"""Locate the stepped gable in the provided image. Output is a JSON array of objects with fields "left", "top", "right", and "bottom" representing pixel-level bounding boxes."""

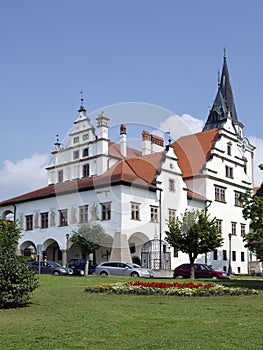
[{"left": 173, "top": 129, "right": 219, "bottom": 178}]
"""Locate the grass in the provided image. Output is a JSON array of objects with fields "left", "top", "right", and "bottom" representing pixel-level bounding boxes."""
[{"left": 0, "top": 276, "right": 263, "bottom": 350}]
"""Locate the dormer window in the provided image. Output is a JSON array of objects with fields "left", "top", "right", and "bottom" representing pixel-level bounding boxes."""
[
  {"left": 73, "top": 150, "right": 79, "bottom": 160},
  {"left": 82, "top": 164, "right": 89, "bottom": 178},
  {"left": 58, "top": 170, "right": 63, "bottom": 183},
  {"left": 73, "top": 136, "right": 79, "bottom": 144},
  {"left": 83, "top": 148, "right": 89, "bottom": 158},
  {"left": 227, "top": 142, "right": 232, "bottom": 156}
]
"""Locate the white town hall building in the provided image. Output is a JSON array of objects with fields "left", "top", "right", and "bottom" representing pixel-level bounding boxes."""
[{"left": 0, "top": 55, "right": 255, "bottom": 274}]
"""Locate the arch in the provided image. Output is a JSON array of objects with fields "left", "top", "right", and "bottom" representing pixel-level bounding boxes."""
[
  {"left": 2, "top": 210, "right": 14, "bottom": 221},
  {"left": 141, "top": 235, "right": 171, "bottom": 270},
  {"left": 19, "top": 240, "right": 37, "bottom": 258}
]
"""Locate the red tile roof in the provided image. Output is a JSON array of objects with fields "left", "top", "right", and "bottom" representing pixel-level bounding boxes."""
[{"left": 173, "top": 129, "right": 219, "bottom": 178}]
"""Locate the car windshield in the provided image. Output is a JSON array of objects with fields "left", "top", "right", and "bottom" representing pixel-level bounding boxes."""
[
  {"left": 126, "top": 263, "right": 141, "bottom": 269},
  {"left": 203, "top": 264, "right": 213, "bottom": 270}
]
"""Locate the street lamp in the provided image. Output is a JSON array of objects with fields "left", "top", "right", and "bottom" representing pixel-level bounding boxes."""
[
  {"left": 228, "top": 233, "right": 232, "bottom": 274},
  {"left": 66, "top": 233, "right": 70, "bottom": 267}
]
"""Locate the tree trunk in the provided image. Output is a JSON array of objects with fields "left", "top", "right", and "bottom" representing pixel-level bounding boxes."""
[{"left": 189, "top": 256, "right": 195, "bottom": 279}]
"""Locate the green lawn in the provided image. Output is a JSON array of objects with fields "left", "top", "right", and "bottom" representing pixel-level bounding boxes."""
[{"left": 0, "top": 275, "right": 263, "bottom": 350}]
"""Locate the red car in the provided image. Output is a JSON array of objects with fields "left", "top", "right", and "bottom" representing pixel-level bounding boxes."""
[{"left": 173, "top": 263, "right": 230, "bottom": 279}]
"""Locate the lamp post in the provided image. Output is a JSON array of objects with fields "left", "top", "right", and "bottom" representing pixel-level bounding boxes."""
[
  {"left": 66, "top": 233, "right": 70, "bottom": 267},
  {"left": 228, "top": 233, "right": 232, "bottom": 274}
]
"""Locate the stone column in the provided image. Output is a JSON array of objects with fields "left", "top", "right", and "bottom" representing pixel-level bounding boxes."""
[
  {"left": 62, "top": 250, "right": 67, "bottom": 267},
  {"left": 109, "top": 232, "right": 132, "bottom": 262}
]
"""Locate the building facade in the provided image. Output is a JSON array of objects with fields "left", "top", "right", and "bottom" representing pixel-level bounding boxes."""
[{"left": 0, "top": 55, "right": 255, "bottom": 274}]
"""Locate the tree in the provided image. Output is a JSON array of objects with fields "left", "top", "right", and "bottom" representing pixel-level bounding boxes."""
[
  {"left": 70, "top": 222, "right": 106, "bottom": 275},
  {"left": 165, "top": 209, "right": 223, "bottom": 278},
  {"left": 241, "top": 164, "right": 263, "bottom": 259},
  {"left": 0, "top": 219, "right": 38, "bottom": 308}
]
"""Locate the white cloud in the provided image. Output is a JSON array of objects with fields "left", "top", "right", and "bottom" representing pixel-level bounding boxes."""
[
  {"left": 159, "top": 114, "right": 204, "bottom": 140},
  {"left": 249, "top": 136, "right": 263, "bottom": 187},
  {"left": 0, "top": 153, "right": 49, "bottom": 201}
]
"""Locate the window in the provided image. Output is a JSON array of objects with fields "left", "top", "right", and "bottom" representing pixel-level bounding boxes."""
[
  {"left": 231, "top": 222, "right": 237, "bottom": 236},
  {"left": 40, "top": 212, "right": 48, "bottom": 228},
  {"left": 83, "top": 133, "right": 89, "bottom": 141},
  {"left": 169, "top": 179, "right": 175, "bottom": 192},
  {"left": 79, "top": 205, "right": 88, "bottom": 223},
  {"left": 241, "top": 252, "right": 245, "bottom": 262},
  {"left": 150, "top": 206, "right": 158, "bottom": 223},
  {"left": 83, "top": 148, "right": 89, "bottom": 157},
  {"left": 73, "top": 150, "right": 79, "bottom": 160},
  {"left": 227, "top": 142, "right": 232, "bottom": 156},
  {"left": 232, "top": 251, "right": 236, "bottom": 262},
  {"left": 173, "top": 248, "right": 179, "bottom": 258},
  {"left": 213, "top": 249, "right": 218, "bottom": 260},
  {"left": 216, "top": 219, "right": 222, "bottom": 233},
  {"left": 58, "top": 170, "right": 63, "bottom": 183},
  {"left": 129, "top": 242, "right": 136, "bottom": 254},
  {"left": 82, "top": 164, "right": 89, "bottom": 178},
  {"left": 241, "top": 224, "right": 246, "bottom": 238},
  {"left": 235, "top": 191, "right": 243, "bottom": 207},
  {"left": 223, "top": 250, "right": 227, "bottom": 261},
  {"left": 215, "top": 186, "right": 225, "bottom": 202},
  {"left": 225, "top": 166, "right": 233, "bottom": 178},
  {"left": 25, "top": 215, "right": 33, "bottom": 231},
  {"left": 101, "top": 203, "right": 111, "bottom": 221},
  {"left": 168, "top": 209, "right": 176, "bottom": 223},
  {"left": 59, "top": 209, "right": 68, "bottom": 226},
  {"left": 131, "top": 203, "right": 140, "bottom": 220},
  {"left": 73, "top": 136, "right": 79, "bottom": 144}
]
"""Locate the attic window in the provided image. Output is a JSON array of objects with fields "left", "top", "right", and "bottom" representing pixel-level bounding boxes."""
[
  {"left": 227, "top": 142, "right": 232, "bottom": 156},
  {"left": 83, "top": 133, "right": 89, "bottom": 141},
  {"left": 83, "top": 148, "right": 89, "bottom": 158},
  {"left": 73, "top": 136, "right": 79, "bottom": 144}
]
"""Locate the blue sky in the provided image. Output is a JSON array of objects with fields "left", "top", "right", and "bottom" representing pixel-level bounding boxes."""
[{"left": 0, "top": 0, "right": 262, "bottom": 200}]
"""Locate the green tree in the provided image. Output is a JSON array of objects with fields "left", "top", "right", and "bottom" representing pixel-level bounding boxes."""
[
  {"left": 165, "top": 209, "right": 223, "bottom": 278},
  {"left": 70, "top": 222, "right": 105, "bottom": 275},
  {"left": 241, "top": 164, "right": 263, "bottom": 259},
  {"left": 0, "top": 219, "right": 38, "bottom": 308}
]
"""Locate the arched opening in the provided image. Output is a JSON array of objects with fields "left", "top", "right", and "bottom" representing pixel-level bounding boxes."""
[{"left": 141, "top": 235, "right": 171, "bottom": 270}]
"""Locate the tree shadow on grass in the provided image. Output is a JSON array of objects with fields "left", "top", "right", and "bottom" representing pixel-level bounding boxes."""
[{"left": 213, "top": 278, "right": 263, "bottom": 291}]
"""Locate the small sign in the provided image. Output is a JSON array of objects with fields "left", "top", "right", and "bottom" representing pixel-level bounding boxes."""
[{"left": 37, "top": 244, "right": 42, "bottom": 256}]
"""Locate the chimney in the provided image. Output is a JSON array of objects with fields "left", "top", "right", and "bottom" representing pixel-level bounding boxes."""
[
  {"left": 142, "top": 130, "right": 151, "bottom": 155},
  {"left": 120, "top": 124, "right": 127, "bottom": 157}
]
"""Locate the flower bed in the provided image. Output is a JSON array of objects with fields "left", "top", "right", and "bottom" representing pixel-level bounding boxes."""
[{"left": 85, "top": 280, "right": 258, "bottom": 297}]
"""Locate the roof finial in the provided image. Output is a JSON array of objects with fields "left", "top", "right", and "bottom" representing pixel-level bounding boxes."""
[
  {"left": 80, "top": 89, "right": 84, "bottom": 107},
  {"left": 78, "top": 90, "right": 86, "bottom": 112},
  {"left": 166, "top": 131, "right": 172, "bottom": 146},
  {"left": 223, "top": 47, "right": 226, "bottom": 60}
]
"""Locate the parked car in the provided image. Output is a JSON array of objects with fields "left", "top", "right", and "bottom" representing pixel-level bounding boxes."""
[
  {"left": 173, "top": 263, "right": 230, "bottom": 279},
  {"left": 95, "top": 261, "right": 155, "bottom": 278},
  {"left": 67, "top": 258, "right": 97, "bottom": 276},
  {"left": 27, "top": 261, "right": 73, "bottom": 276}
]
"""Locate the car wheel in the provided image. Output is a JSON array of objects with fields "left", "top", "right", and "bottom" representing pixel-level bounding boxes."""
[
  {"left": 100, "top": 271, "right": 108, "bottom": 276},
  {"left": 211, "top": 275, "right": 218, "bottom": 280},
  {"left": 80, "top": 270, "right": 85, "bottom": 276},
  {"left": 53, "top": 271, "right": 60, "bottom": 276},
  {"left": 177, "top": 275, "right": 184, "bottom": 279},
  {"left": 131, "top": 272, "right": 139, "bottom": 277}
]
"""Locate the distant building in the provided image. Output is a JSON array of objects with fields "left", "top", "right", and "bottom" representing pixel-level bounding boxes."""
[{"left": 0, "top": 54, "right": 255, "bottom": 274}]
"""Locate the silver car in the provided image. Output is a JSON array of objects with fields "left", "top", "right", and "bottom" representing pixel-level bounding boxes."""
[{"left": 95, "top": 261, "right": 154, "bottom": 278}]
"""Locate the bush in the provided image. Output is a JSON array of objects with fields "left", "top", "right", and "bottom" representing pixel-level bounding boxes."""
[{"left": 0, "top": 220, "right": 38, "bottom": 308}]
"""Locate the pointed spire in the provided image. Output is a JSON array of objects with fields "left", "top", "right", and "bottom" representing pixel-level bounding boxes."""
[{"left": 203, "top": 51, "right": 242, "bottom": 132}]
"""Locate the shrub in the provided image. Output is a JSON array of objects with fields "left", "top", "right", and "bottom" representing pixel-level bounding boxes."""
[{"left": 0, "top": 220, "right": 38, "bottom": 308}]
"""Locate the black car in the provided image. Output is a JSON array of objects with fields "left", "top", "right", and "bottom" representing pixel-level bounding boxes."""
[
  {"left": 67, "top": 259, "right": 97, "bottom": 276},
  {"left": 27, "top": 261, "right": 73, "bottom": 275}
]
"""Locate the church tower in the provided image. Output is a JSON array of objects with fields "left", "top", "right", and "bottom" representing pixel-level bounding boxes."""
[{"left": 203, "top": 51, "right": 244, "bottom": 137}]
